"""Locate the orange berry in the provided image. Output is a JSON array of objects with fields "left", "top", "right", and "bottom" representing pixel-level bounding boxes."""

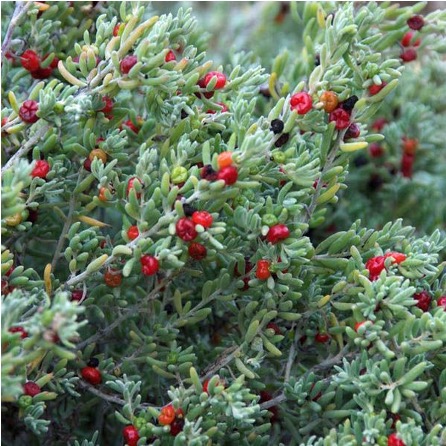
[
  {"left": 217, "top": 151, "right": 233, "bottom": 169},
  {"left": 89, "top": 148, "right": 107, "bottom": 164},
  {"left": 320, "top": 91, "right": 339, "bottom": 113},
  {"left": 98, "top": 187, "right": 108, "bottom": 202}
]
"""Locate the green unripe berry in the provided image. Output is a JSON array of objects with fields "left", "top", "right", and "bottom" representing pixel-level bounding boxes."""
[
  {"left": 171, "top": 166, "right": 188, "bottom": 184},
  {"left": 272, "top": 151, "right": 286, "bottom": 163},
  {"left": 18, "top": 395, "right": 33, "bottom": 408},
  {"left": 262, "top": 214, "right": 278, "bottom": 226}
]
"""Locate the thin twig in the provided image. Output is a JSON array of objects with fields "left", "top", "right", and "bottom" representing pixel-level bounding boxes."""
[
  {"left": 1, "top": 125, "right": 50, "bottom": 174},
  {"left": 1, "top": 2, "right": 32, "bottom": 57}
]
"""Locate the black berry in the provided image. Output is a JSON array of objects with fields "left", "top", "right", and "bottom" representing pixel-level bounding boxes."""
[
  {"left": 340, "top": 95, "right": 358, "bottom": 113},
  {"left": 270, "top": 119, "right": 284, "bottom": 134},
  {"left": 274, "top": 133, "right": 289, "bottom": 148},
  {"left": 87, "top": 357, "right": 100, "bottom": 368},
  {"left": 183, "top": 203, "right": 197, "bottom": 217}
]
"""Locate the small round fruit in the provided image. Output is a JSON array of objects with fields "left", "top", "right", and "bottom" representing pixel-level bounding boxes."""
[
  {"left": 387, "top": 433, "right": 406, "bottom": 446},
  {"left": 165, "top": 49, "right": 176, "bottom": 62},
  {"left": 20, "top": 49, "right": 40, "bottom": 71},
  {"left": 159, "top": 404, "right": 176, "bottom": 425},
  {"left": 372, "top": 118, "right": 388, "bottom": 132},
  {"left": 126, "top": 177, "right": 143, "bottom": 199},
  {"left": 407, "top": 15, "right": 424, "bottom": 30},
  {"left": 290, "top": 92, "right": 313, "bottom": 115},
  {"left": 188, "top": 242, "right": 207, "bottom": 260},
  {"left": 340, "top": 95, "right": 358, "bottom": 112},
  {"left": 270, "top": 119, "right": 284, "bottom": 134},
  {"left": 368, "top": 83, "right": 386, "bottom": 96},
  {"left": 87, "top": 357, "right": 100, "bottom": 368},
  {"left": 266, "top": 224, "right": 290, "bottom": 244},
  {"left": 176, "top": 217, "right": 198, "bottom": 241},
  {"left": 31, "top": 160, "right": 50, "bottom": 179},
  {"left": 104, "top": 269, "right": 122, "bottom": 287},
  {"left": 89, "top": 148, "right": 107, "bottom": 164},
  {"left": 402, "top": 138, "right": 418, "bottom": 156},
  {"left": 140, "top": 255, "right": 159, "bottom": 276},
  {"left": 98, "top": 187, "right": 108, "bottom": 202},
  {"left": 328, "top": 108, "right": 350, "bottom": 130},
  {"left": 320, "top": 91, "right": 339, "bottom": 113},
  {"left": 315, "top": 332, "right": 330, "bottom": 343},
  {"left": 19, "top": 100, "right": 39, "bottom": 123},
  {"left": 170, "top": 417, "right": 184, "bottom": 437},
  {"left": 81, "top": 366, "right": 102, "bottom": 385},
  {"left": 369, "top": 143, "right": 384, "bottom": 158},
  {"left": 365, "top": 255, "right": 386, "bottom": 281},
  {"left": 344, "top": 123, "right": 360, "bottom": 140},
  {"left": 437, "top": 296, "right": 446, "bottom": 310},
  {"left": 71, "top": 290, "right": 83, "bottom": 301},
  {"left": 217, "top": 166, "right": 238, "bottom": 185},
  {"left": 217, "top": 151, "right": 233, "bottom": 169},
  {"left": 123, "top": 425, "right": 139, "bottom": 446},
  {"left": 384, "top": 252, "right": 407, "bottom": 264},
  {"left": 201, "top": 71, "right": 227, "bottom": 89},
  {"left": 401, "top": 49, "right": 417, "bottom": 62},
  {"left": 127, "top": 225, "right": 139, "bottom": 240},
  {"left": 192, "top": 211, "right": 213, "bottom": 228},
  {"left": 200, "top": 164, "right": 218, "bottom": 181},
  {"left": 120, "top": 55, "right": 138, "bottom": 74},
  {"left": 30, "top": 67, "right": 53, "bottom": 79},
  {"left": 256, "top": 260, "right": 271, "bottom": 280},
  {"left": 413, "top": 290, "right": 431, "bottom": 312},
  {"left": 266, "top": 322, "right": 282, "bottom": 335},
  {"left": 354, "top": 321, "right": 366, "bottom": 332}
]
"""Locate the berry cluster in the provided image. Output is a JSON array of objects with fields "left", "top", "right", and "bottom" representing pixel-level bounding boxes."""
[
  {"left": 20, "top": 49, "right": 59, "bottom": 79},
  {"left": 365, "top": 251, "right": 407, "bottom": 281}
]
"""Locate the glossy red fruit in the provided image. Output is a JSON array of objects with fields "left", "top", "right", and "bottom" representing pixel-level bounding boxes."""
[
  {"left": 369, "top": 143, "right": 384, "bottom": 158},
  {"left": 366, "top": 255, "right": 386, "bottom": 280},
  {"left": 413, "top": 290, "right": 431, "bottom": 312},
  {"left": 83, "top": 158, "right": 92, "bottom": 172},
  {"left": 256, "top": 260, "right": 271, "bottom": 280},
  {"left": 329, "top": 108, "right": 350, "bottom": 130},
  {"left": 140, "top": 255, "right": 159, "bottom": 276},
  {"left": 201, "top": 71, "right": 227, "bottom": 89},
  {"left": 127, "top": 177, "right": 143, "bottom": 199},
  {"left": 176, "top": 217, "right": 198, "bottom": 241},
  {"left": 165, "top": 50, "right": 176, "bottom": 62},
  {"left": 122, "top": 425, "right": 139, "bottom": 446},
  {"left": 368, "top": 83, "right": 387, "bottom": 96},
  {"left": 159, "top": 404, "right": 176, "bottom": 425},
  {"left": 407, "top": 15, "right": 424, "bottom": 30},
  {"left": 388, "top": 433, "right": 406, "bottom": 446},
  {"left": 192, "top": 211, "right": 213, "bottom": 228},
  {"left": 71, "top": 290, "right": 83, "bottom": 301},
  {"left": 100, "top": 96, "right": 114, "bottom": 114},
  {"left": 21, "top": 49, "right": 40, "bottom": 71},
  {"left": 24, "top": 381, "right": 41, "bottom": 397},
  {"left": 81, "top": 366, "right": 102, "bottom": 385},
  {"left": 437, "top": 296, "right": 446, "bottom": 310},
  {"left": 344, "top": 123, "right": 360, "bottom": 140},
  {"left": 290, "top": 92, "right": 313, "bottom": 114},
  {"left": 31, "top": 160, "right": 50, "bottom": 179},
  {"left": 19, "top": 100, "right": 39, "bottom": 123},
  {"left": 217, "top": 166, "right": 238, "bottom": 185},
  {"left": 8, "top": 326, "right": 28, "bottom": 339},
  {"left": 266, "top": 224, "right": 290, "bottom": 244},
  {"left": 401, "top": 31, "right": 421, "bottom": 47},
  {"left": 315, "top": 332, "right": 330, "bottom": 343},
  {"left": 384, "top": 252, "right": 407, "bottom": 264},
  {"left": 401, "top": 49, "right": 417, "bottom": 62},
  {"left": 120, "top": 55, "right": 137, "bottom": 74},
  {"left": 127, "top": 225, "right": 139, "bottom": 240},
  {"left": 402, "top": 137, "right": 418, "bottom": 156},
  {"left": 188, "top": 242, "right": 207, "bottom": 260}
]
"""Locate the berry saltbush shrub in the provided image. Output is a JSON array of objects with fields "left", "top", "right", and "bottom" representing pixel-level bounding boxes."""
[{"left": 1, "top": 2, "right": 446, "bottom": 446}]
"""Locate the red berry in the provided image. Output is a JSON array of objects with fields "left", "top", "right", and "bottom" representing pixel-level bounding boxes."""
[
  {"left": 30, "top": 67, "right": 53, "bottom": 79},
  {"left": 201, "top": 71, "right": 227, "bottom": 89},
  {"left": 165, "top": 50, "right": 176, "bottom": 62},
  {"left": 20, "top": 49, "right": 40, "bottom": 71},
  {"left": 8, "top": 326, "right": 28, "bottom": 339},
  {"left": 329, "top": 108, "right": 350, "bottom": 130},
  {"left": 200, "top": 164, "right": 218, "bottom": 181},
  {"left": 127, "top": 177, "right": 143, "bottom": 199},
  {"left": 104, "top": 269, "right": 122, "bottom": 288},
  {"left": 256, "top": 260, "right": 271, "bottom": 280},
  {"left": 413, "top": 290, "right": 431, "bottom": 312},
  {"left": 290, "top": 92, "right": 313, "bottom": 115},
  {"left": 127, "top": 225, "right": 139, "bottom": 240},
  {"left": 23, "top": 381, "right": 41, "bottom": 397},
  {"left": 140, "top": 255, "right": 159, "bottom": 276},
  {"left": 176, "top": 217, "right": 198, "bottom": 241},
  {"left": 401, "top": 49, "right": 417, "bottom": 62},
  {"left": 123, "top": 425, "right": 139, "bottom": 446},
  {"left": 372, "top": 118, "right": 388, "bottom": 132},
  {"left": 121, "top": 119, "right": 140, "bottom": 134},
  {"left": 407, "top": 15, "right": 424, "bottom": 31},
  {"left": 368, "top": 83, "right": 387, "bottom": 96},
  {"left": 266, "top": 224, "right": 290, "bottom": 244},
  {"left": 384, "top": 252, "right": 407, "bottom": 264},
  {"left": 81, "top": 366, "right": 102, "bottom": 385},
  {"left": 120, "top": 55, "right": 138, "bottom": 74},
  {"left": 402, "top": 137, "right": 418, "bottom": 156},
  {"left": 437, "top": 296, "right": 446, "bottom": 310},
  {"left": 354, "top": 321, "right": 366, "bottom": 332},
  {"left": 19, "top": 100, "right": 39, "bottom": 123},
  {"left": 31, "top": 160, "right": 50, "bottom": 179},
  {"left": 71, "top": 290, "right": 83, "bottom": 301},
  {"left": 188, "top": 242, "right": 207, "bottom": 260},
  {"left": 217, "top": 166, "right": 238, "bottom": 185},
  {"left": 113, "top": 23, "right": 121, "bottom": 37},
  {"left": 192, "top": 211, "right": 213, "bottom": 228},
  {"left": 365, "top": 255, "right": 386, "bottom": 281},
  {"left": 207, "top": 102, "right": 229, "bottom": 114},
  {"left": 369, "top": 143, "right": 384, "bottom": 158},
  {"left": 266, "top": 322, "right": 282, "bottom": 335},
  {"left": 401, "top": 153, "right": 415, "bottom": 178},
  {"left": 315, "top": 332, "right": 330, "bottom": 343},
  {"left": 388, "top": 433, "right": 406, "bottom": 446},
  {"left": 170, "top": 417, "right": 184, "bottom": 436},
  {"left": 344, "top": 123, "right": 360, "bottom": 140},
  {"left": 100, "top": 96, "right": 114, "bottom": 114},
  {"left": 159, "top": 404, "right": 176, "bottom": 425},
  {"left": 401, "top": 31, "right": 421, "bottom": 47}
]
